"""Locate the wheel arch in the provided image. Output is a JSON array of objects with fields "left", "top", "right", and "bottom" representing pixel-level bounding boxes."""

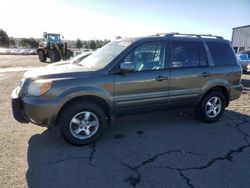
[
  {"left": 37, "top": 48, "right": 44, "bottom": 54},
  {"left": 199, "top": 86, "right": 230, "bottom": 107},
  {"left": 56, "top": 95, "right": 112, "bottom": 127}
]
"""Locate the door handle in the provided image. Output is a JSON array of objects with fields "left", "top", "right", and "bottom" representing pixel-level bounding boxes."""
[
  {"left": 172, "top": 61, "right": 182, "bottom": 68},
  {"left": 201, "top": 72, "right": 210, "bottom": 77},
  {"left": 155, "top": 76, "right": 168, "bottom": 81}
]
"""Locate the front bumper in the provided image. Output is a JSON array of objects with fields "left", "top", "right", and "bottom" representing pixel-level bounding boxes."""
[
  {"left": 11, "top": 87, "right": 62, "bottom": 127},
  {"left": 11, "top": 88, "right": 29, "bottom": 123}
]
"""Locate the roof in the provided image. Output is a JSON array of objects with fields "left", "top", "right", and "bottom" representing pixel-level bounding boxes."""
[
  {"left": 118, "top": 33, "right": 226, "bottom": 44},
  {"left": 233, "top": 25, "right": 250, "bottom": 30}
]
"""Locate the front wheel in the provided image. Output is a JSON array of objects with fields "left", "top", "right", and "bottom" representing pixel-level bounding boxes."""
[
  {"left": 38, "top": 50, "right": 46, "bottom": 62},
  {"left": 198, "top": 91, "right": 226, "bottom": 123},
  {"left": 59, "top": 102, "right": 107, "bottom": 146},
  {"left": 49, "top": 50, "right": 60, "bottom": 63}
]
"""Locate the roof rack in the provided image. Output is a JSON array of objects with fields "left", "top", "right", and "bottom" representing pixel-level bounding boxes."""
[
  {"left": 153, "top": 32, "right": 223, "bottom": 39},
  {"left": 153, "top": 32, "right": 179, "bottom": 37}
]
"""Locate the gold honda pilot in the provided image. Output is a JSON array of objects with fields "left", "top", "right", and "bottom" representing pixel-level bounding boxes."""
[{"left": 12, "top": 33, "right": 243, "bottom": 145}]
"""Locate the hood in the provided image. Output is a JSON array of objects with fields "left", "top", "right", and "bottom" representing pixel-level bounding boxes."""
[
  {"left": 47, "top": 60, "right": 72, "bottom": 67},
  {"left": 24, "top": 63, "right": 95, "bottom": 79}
]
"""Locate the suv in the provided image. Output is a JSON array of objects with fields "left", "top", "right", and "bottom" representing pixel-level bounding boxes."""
[{"left": 11, "top": 33, "right": 243, "bottom": 145}]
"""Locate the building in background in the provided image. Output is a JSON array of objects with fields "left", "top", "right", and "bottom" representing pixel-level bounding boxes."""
[{"left": 231, "top": 25, "right": 250, "bottom": 53}]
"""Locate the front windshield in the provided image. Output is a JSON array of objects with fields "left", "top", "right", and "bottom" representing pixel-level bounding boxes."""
[
  {"left": 71, "top": 52, "right": 91, "bottom": 64},
  {"left": 47, "top": 34, "right": 60, "bottom": 43},
  {"left": 78, "top": 41, "right": 131, "bottom": 69}
]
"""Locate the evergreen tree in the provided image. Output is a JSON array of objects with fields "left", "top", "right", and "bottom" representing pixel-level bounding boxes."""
[
  {"left": 0, "top": 29, "right": 10, "bottom": 47},
  {"left": 89, "top": 40, "right": 97, "bottom": 50},
  {"left": 75, "top": 38, "right": 83, "bottom": 49},
  {"left": 19, "top": 38, "right": 38, "bottom": 48}
]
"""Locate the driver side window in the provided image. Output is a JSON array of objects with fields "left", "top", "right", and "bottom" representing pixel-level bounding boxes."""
[{"left": 123, "top": 42, "right": 165, "bottom": 71}]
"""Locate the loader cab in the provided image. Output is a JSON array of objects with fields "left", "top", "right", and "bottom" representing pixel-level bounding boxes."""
[{"left": 45, "top": 33, "right": 61, "bottom": 44}]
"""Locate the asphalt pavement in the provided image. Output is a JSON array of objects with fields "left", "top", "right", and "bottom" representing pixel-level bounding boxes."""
[{"left": 0, "top": 55, "right": 250, "bottom": 188}]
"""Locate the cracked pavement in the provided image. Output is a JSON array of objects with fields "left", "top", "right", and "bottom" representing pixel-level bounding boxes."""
[{"left": 0, "top": 56, "right": 250, "bottom": 188}]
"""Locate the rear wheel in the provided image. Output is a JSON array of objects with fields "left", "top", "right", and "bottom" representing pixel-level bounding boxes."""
[
  {"left": 49, "top": 50, "right": 60, "bottom": 63},
  {"left": 198, "top": 91, "right": 226, "bottom": 122},
  {"left": 62, "top": 50, "right": 73, "bottom": 60},
  {"left": 38, "top": 50, "right": 46, "bottom": 62},
  {"left": 59, "top": 102, "right": 107, "bottom": 146}
]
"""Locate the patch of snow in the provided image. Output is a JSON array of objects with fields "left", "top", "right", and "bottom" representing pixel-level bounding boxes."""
[{"left": 0, "top": 48, "right": 37, "bottom": 55}]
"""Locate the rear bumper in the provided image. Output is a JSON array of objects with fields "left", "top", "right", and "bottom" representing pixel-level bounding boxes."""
[
  {"left": 242, "top": 64, "right": 250, "bottom": 72},
  {"left": 244, "top": 68, "right": 250, "bottom": 72},
  {"left": 230, "top": 83, "right": 243, "bottom": 101},
  {"left": 11, "top": 88, "right": 29, "bottom": 123}
]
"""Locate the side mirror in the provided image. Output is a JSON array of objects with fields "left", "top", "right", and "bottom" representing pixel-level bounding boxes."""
[{"left": 120, "top": 62, "right": 135, "bottom": 72}]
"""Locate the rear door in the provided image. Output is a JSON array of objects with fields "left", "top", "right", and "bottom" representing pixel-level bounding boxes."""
[
  {"left": 114, "top": 41, "right": 170, "bottom": 108},
  {"left": 169, "top": 40, "right": 212, "bottom": 103}
]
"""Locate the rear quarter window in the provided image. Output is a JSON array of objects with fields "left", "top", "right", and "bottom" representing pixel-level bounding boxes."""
[{"left": 207, "top": 41, "right": 236, "bottom": 66}]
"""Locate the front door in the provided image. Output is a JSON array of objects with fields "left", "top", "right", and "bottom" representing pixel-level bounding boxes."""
[{"left": 114, "top": 42, "right": 170, "bottom": 108}]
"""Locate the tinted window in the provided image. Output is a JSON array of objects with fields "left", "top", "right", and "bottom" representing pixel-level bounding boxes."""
[
  {"left": 123, "top": 42, "right": 165, "bottom": 71},
  {"left": 170, "top": 41, "right": 207, "bottom": 68},
  {"left": 207, "top": 42, "right": 236, "bottom": 66}
]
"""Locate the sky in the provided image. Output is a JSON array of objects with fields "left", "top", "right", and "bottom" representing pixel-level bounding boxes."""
[{"left": 0, "top": 0, "right": 249, "bottom": 40}]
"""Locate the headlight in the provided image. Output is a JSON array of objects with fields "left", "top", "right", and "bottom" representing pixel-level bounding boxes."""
[{"left": 27, "top": 80, "right": 52, "bottom": 96}]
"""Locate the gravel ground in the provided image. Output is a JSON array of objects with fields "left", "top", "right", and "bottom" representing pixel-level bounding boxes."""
[
  {"left": 0, "top": 55, "right": 250, "bottom": 188},
  {"left": 0, "top": 55, "right": 47, "bottom": 68}
]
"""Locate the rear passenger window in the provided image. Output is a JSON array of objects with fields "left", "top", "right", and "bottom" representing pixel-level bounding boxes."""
[
  {"left": 207, "top": 42, "right": 236, "bottom": 66},
  {"left": 170, "top": 41, "right": 207, "bottom": 68}
]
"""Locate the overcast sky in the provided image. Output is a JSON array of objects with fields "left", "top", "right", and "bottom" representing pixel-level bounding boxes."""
[{"left": 0, "top": 0, "right": 249, "bottom": 40}]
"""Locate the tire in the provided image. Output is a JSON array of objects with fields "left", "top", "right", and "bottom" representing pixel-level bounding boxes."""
[
  {"left": 49, "top": 50, "right": 60, "bottom": 63},
  {"left": 198, "top": 91, "right": 226, "bottom": 123},
  {"left": 61, "top": 50, "right": 73, "bottom": 60},
  {"left": 38, "top": 50, "right": 46, "bottom": 62},
  {"left": 67, "top": 49, "right": 74, "bottom": 58},
  {"left": 59, "top": 102, "right": 107, "bottom": 146}
]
